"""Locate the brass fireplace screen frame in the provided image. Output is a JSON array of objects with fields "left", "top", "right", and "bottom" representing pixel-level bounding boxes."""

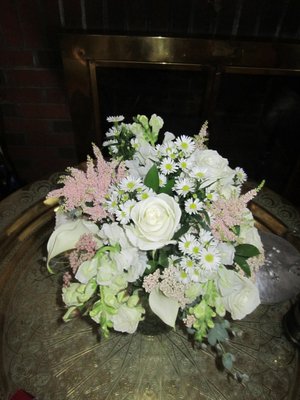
[{"left": 61, "top": 34, "right": 300, "bottom": 161}]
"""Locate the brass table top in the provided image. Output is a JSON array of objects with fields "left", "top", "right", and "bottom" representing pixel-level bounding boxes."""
[{"left": 1, "top": 177, "right": 300, "bottom": 400}]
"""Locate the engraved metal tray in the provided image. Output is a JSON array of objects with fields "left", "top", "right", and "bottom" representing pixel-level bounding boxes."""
[{"left": 1, "top": 178, "right": 300, "bottom": 400}]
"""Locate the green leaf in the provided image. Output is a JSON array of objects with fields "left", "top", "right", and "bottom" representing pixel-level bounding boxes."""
[
  {"left": 172, "top": 223, "right": 190, "bottom": 240},
  {"left": 158, "top": 250, "right": 169, "bottom": 268},
  {"left": 235, "top": 243, "right": 260, "bottom": 258},
  {"left": 222, "top": 353, "right": 233, "bottom": 370},
  {"left": 144, "top": 164, "right": 159, "bottom": 193},
  {"left": 145, "top": 259, "right": 158, "bottom": 275},
  {"left": 159, "top": 178, "right": 175, "bottom": 195},
  {"left": 234, "top": 255, "right": 251, "bottom": 277}
]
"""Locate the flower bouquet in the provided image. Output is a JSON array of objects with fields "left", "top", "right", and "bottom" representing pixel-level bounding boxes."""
[{"left": 46, "top": 114, "right": 264, "bottom": 379}]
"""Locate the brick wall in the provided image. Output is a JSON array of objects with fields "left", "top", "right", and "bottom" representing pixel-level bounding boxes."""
[
  {"left": 0, "top": 1, "right": 75, "bottom": 187},
  {"left": 1, "top": 0, "right": 300, "bottom": 189}
]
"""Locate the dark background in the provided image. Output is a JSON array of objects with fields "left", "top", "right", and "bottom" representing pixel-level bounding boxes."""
[{"left": 0, "top": 0, "right": 300, "bottom": 203}]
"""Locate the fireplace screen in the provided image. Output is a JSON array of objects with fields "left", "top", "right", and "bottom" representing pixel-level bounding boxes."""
[
  {"left": 96, "top": 66, "right": 208, "bottom": 138},
  {"left": 61, "top": 34, "right": 300, "bottom": 204}
]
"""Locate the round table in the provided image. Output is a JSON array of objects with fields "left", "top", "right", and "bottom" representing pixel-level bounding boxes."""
[{"left": 1, "top": 177, "right": 300, "bottom": 400}]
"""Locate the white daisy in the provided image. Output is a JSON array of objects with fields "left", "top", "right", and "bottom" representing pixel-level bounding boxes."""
[
  {"left": 178, "top": 158, "right": 192, "bottom": 171},
  {"left": 105, "top": 126, "right": 119, "bottom": 137},
  {"left": 189, "top": 267, "right": 202, "bottom": 283},
  {"left": 160, "top": 157, "right": 178, "bottom": 175},
  {"left": 180, "top": 257, "right": 195, "bottom": 271},
  {"left": 178, "top": 233, "right": 196, "bottom": 254},
  {"left": 105, "top": 192, "right": 119, "bottom": 213},
  {"left": 119, "top": 176, "right": 142, "bottom": 192},
  {"left": 168, "top": 255, "right": 180, "bottom": 267},
  {"left": 205, "top": 189, "right": 219, "bottom": 202},
  {"left": 198, "top": 229, "right": 214, "bottom": 245},
  {"left": 102, "top": 139, "right": 118, "bottom": 147},
  {"left": 110, "top": 145, "right": 118, "bottom": 154},
  {"left": 200, "top": 246, "right": 221, "bottom": 271},
  {"left": 175, "top": 135, "right": 195, "bottom": 154},
  {"left": 190, "top": 241, "right": 202, "bottom": 258},
  {"left": 190, "top": 166, "right": 208, "bottom": 180},
  {"left": 177, "top": 269, "right": 190, "bottom": 284},
  {"left": 115, "top": 200, "right": 135, "bottom": 224},
  {"left": 107, "top": 115, "right": 124, "bottom": 123},
  {"left": 185, "top": 198, "right": 203, "bottom": 214},
  {"left": 235, "top": 167, "right": 247, "bottom": 184},
  {"left": 137, "top": 187, "right": 155, "bottom": 201},
  {"left": 158, "top": 141, "right": 177, "bottom": 157},
  {"left": 174, "top": 177, "right": 195, "bottom": 197},
  {"left": 158, "top": 173, "right": 167, "bottom": 187}
]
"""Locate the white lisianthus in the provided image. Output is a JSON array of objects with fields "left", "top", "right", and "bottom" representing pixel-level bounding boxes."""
[
  {"left": 111, "top": 303, "right": 145, "bottom": 334},
  {"left": 125, "top": 193, "right": 181, "bottom": 250},
  {"left": 216, "top": 267, "right": 260, "bottom": 320},
  {"left": 75, "top": 258, "right": 98, "bottom": 284},
  {"left": 99, "top": 223, "right": 149, "bottom": 281}
]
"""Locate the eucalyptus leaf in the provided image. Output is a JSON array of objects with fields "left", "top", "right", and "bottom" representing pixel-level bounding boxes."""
[
  {"left": 222, "top": 353, "right": 233, "bottom": 370},
  {"left": 207, "top": 322, "right": 229, "bottom": 346}
]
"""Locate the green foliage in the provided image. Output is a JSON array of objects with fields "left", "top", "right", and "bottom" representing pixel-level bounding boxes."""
[
  {"left": 144, "top": 164, "right": 159, "bottom": 193},
  {"left": 207, "top": 320, "right": 229, "bottom": 346},
  {"left": 158, "top": 178, "right": 175, "bottom": 195},
  {"left": 235, "top": 243, "right": 260, "bottom": 258},
  {"left": 234, "top": 243, "right": 260, "bottom": 277},
  {"left": 234, "top": 255, "right": 251, "bottom": 277},
  {"left": 222, "top": 352, "right": 234, "bottom": 370}
]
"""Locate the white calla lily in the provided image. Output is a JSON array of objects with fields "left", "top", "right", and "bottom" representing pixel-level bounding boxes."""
[
  {"left": 47, "top": 219, "right": 100, "bottom": 270},
  {"left": 149, "top": 287, "right": 179, "bottom": 328}
]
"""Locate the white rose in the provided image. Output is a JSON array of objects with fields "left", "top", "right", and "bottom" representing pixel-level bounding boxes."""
[
  {"left": 191, "top": 149, "right": 235, "bottom": 188},
  {"left": 239, "top": 212, "right": 264, "bottom": 253},
  {"left": 111, "top": 304, "right": 144, "bottom": 334},
  {"left": 216, "top": 242, "right": 235, "bottom": 266},
  {"left": 125, "top": 193, "right": 181, "bottom": 250},
  {"left": 216, "top": 267, "right": 260, "bottom": 320}
]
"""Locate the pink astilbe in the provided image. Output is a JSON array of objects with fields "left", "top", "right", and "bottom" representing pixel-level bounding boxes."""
[
  {"left": 210, "top": 189, "right": 257, "bottom": 241},
  {"left": 47, "top": 144, "right": 126, "bottom": 222},
  {"left": 69, "top": 233, "right": 98, "bottom": 274},
  {"left": 63, "top": 271, "right": 72, "bottom": 287},
  {"left": 183, "top": 314, "right": 197, "bottom": 328},
  {"left": 143, "top": 267, "right": 188, "bottom": 308},
  {"left": 159, "top": 267, "right": 188, "bottom": 308},
  {"left": 143, "top": 269, "right": 161, "bottom": 293}
]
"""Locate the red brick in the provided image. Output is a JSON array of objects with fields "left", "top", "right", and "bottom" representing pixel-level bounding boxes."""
[
  {"left": 0, "top": 2, "right": 23, "bottom": 47},
  {"left": 4, "top": 88, "right": 45, "bottom": 103},
  {"left": 17, "top": 0, "right": 46, "bottom": 48},
  {"left": 45, "top": 88, "right": 68, "bottom": 104},
  {"left": 27, "top": 131, "right": 75, "bottom": 146},
  {"left": 5, "top": 69, "right": 62, "bottom": 88},
  {"left": 4, "top": 117, "right": 50, "bottom": 134},
  {"left": 19, "top": 104, "right": 70, "bottom": 119},
  {"left": 0, "top": 50, "right": 33, "bottom": 67}
]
